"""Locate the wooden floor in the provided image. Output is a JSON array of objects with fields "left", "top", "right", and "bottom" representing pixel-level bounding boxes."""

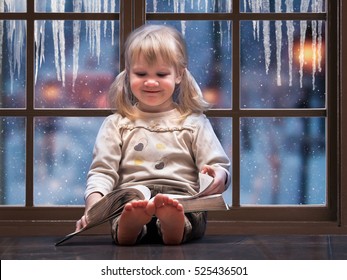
[{"left": 1, "top": 234, "right": 347, "bottom": 259}]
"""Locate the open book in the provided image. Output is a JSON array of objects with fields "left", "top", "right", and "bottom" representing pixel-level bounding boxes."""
[{"left": 55, "top": 173, "right": 229, "bottom": 246}]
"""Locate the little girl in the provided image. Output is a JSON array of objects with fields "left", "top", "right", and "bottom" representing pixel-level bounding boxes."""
[{"left": 76, "top": 24, "right": 231, "bottom": 245}]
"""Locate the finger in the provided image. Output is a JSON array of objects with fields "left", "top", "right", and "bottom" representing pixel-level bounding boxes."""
[
  {"left": 200, "top": 166, "right": 208, "bottom": 174},
  {"left": 75, "top": 219, "right": 82, "bottom": 231}
]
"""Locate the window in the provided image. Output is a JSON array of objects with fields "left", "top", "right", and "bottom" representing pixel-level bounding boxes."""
[{"left": 1, "top": 0, "right": 346, "bottom": 235}]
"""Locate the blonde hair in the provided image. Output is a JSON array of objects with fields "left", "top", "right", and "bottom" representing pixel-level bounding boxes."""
[{"left": 108, "top": 24, "right": 210, "bottom": 120}]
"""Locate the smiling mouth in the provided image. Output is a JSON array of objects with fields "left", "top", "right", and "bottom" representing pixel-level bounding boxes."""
[{"left": 143, "top": 90, "right": 160, "bottom": 94}]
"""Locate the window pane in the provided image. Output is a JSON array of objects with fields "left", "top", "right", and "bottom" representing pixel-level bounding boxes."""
[
  {"left": 34, "top": 117, "right": 104, "bottom": 205},
  {"left": 33, "top": 116, "right": 232, "bottom": 206},
  {"left": 147, "top": 0, "right": 232, "bottom": 13},
  {"left": 35, "top": 0, "right": 120, "bottom": 13},
  {"left": 148, "top": 20, "right": 232, "bottom": 108},
  {"left": 241, "top": 20, "right": 326, "bottom": 109},
  {"left": 0, "top": 20, "right": 26, "bottom": 108},
  {"left": 34, "top": 20, "right": 119, "bottom": 109},
  {"left": 240, "top": 117, "right": 326, "bottom": 205},
  {"left": 1, "top": 0, "right": 26, "bottom": 12},
  {"left": 209, "top": 117, "right": 232, "bottom": 205},
  {"left": 0, "top": 117, "right": 26, "bottom": 205},
  {"left": 240, "top": 0, "right": 326, "bottom": 13}
]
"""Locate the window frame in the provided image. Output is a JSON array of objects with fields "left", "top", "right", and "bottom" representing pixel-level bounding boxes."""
[{"left": 0, "top": 0, "right": 346, "bottom": 236}]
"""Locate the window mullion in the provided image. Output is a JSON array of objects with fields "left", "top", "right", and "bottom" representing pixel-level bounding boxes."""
[
  {"left": 134, "top": 0, "right": 146, "bottom": 28},
  {"left": 25, "top": 0, "right": 35, "bottom": 207},
  {"left": 120, "top": 0, "right": 133, "bottom": 69},
  {"left": 232, "top": 0, "right": 241, "bottom": 207}
]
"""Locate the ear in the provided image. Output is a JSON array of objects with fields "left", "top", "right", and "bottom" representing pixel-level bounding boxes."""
[{"left": 175, "top": 68, "right": 184, "bottom": 84}]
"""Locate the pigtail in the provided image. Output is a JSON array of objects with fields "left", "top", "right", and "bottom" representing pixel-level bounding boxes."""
[
  {"left": 177, "top": 68, "right": 211, "bottom": 119},
  {"left": 108, "top": 70, "right": 137, "bottom": 119}
]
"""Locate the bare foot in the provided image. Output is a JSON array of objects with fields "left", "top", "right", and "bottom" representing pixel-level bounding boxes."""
[
  {"left": 117, "top": 200, "right": 155, "bottom": 245},
  {"left": 153, "top": 194, "right": 185, "bottom": 245}
]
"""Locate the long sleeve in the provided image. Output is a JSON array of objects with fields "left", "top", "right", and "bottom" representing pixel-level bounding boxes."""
[
  {"left": 191, "top": 114, "right": 231, "bottom": 188},
  {"left": 84, "top": 115, "right": 122, "bottom": 199}
]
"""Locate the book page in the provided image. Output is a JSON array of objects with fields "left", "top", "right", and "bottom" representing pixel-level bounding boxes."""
[
  {"left": 164, "top": 173, "right": 215, "bottom": 201},
  {"left": 127, "top": 185, "right": 151, "bottom": 200},
  {"left": 198, "top": 172, "right": 214, "bottom": 194}
]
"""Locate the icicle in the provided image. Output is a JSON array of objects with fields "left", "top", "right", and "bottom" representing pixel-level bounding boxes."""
[
  {"left": 14, "top": 22, "right": 25, "bottom": 77},
  {"left": 96, "top": 20, "right": 101, "bottom": 63},
  {"left": 262, "top": 21, "right": 270, "bottom": 74},
  {"left": 103, "top": 0, "right": 108, "bottom": 37},
  {"left": 173, "top": 0, "right": 186, "bottom": 35},
  {"left": 311, "top": 18, "right": 317, "bottom": 90},
  {"left": 262, "top": 1, "right": 271, "bottom": 75},
  {"left": 225, "top": 0, "right": 232, "bottom": 51},
  {"left": 299, "top": 0, "right": 310, "bottom": 88},
  {"left": 226, "top": 0, "right": 232, "bottom": 13},
  {"left": 111, "top": 0, "right": 116, "bottom": 45},
  {"left": 317, "top": 0, "right": 323, "bottom": 72},
  {"left": 275, "top": 0, "right": 282, "bottom": 86},
  {"left": 285, "top": 0, "right": 294, "bottom": 86},
  {"left": 317, "top": 20, "right": 323, "bottom": 72},
  {"left": 6, "top": 21, "right": 14, "bottom": 92},
  {"left": 5, "top": 0, "right": 12, "bottom": 11},
  {"left": 299, "top": 20, "right": 307, "bottom": 88},
  {"left": 197, "top": 0, "right": 201, "bottom": 10},
  {"left": 153, "top": 0, "right": 157, "bottom": 13},
  {"left": 5, "top": 10, "right": 26, "bottom": 92},
  {"left": 311, "top": 0, "right": 317, "bottom": 90},
  {"left": 218, "top": 0, "right": 232, "bottom": 47},
  {"left": 310, "top": 0, "right": 324, "bottom": 90},
  {"left": 58, "top": 20, "right": 66, "bottom": 87},
  {"left": 250, "top": 0, "right": 260, "bottom": 41},
  {"left": 34, "top": 20, "right": 46, "bottom": 85},
  {"left": 1, "top": 0, "right": 27, "bottom": 92},
  {"left": 72, "top": 0, "right": 82, "bottom": 91},
  {"left": 34, "top": 1, "right": 47, "bottom": 85},
  {"left": 174, "top": 0, "right": 178, "bottom": 12},
  {"left": 83, "top": 0, "right": 101, "bottom": 64},
  {"left": 51, "top": 0, "right": 66, "bottom": 87},
  {"left": 219, "top": 21, "right": 223, "bottom": 46}
]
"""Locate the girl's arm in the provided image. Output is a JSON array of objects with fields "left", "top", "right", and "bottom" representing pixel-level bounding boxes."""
[
  {"left": 200, "top": 164, "right": 228, "bottom": 195},
  {"left": 75, "top": 192, "right": 103, "bottom": 231},
  {"left": 192, "top": 115, "right": 231, "bottom": 194}
]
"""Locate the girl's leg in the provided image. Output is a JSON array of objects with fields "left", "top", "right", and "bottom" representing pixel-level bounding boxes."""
[
  {"left": 153, "top": 194, "right": 185, "bottom": 245},
  {"left": 114, "top": 200, "right": 156, "bottom": 245},
  {"left": 183, "top": 211, "right": 207, "bottom": 242}
]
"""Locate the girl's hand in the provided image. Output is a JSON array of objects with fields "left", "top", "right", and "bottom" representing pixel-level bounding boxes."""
[
  {"left": 75, "top": 214, "right": 88, "bottom": 232},
  {"left": 200, "top": 165, "right": 228, "bottom": 195},
  {"left": 75, "top": 192, "right": 103, "bottom": 231}
]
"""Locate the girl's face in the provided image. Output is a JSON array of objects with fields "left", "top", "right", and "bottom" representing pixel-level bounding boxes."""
[{"left": 129, "top": 54, "right": 181, "bottom": 113}]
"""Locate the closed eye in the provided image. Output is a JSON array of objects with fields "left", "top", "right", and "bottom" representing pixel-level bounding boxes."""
[
  {"left": 135, "top": 72, "right": 146, "bottom": 77},
  {"left": 157, "top": 73, "right": 169, "bottom": 77}
]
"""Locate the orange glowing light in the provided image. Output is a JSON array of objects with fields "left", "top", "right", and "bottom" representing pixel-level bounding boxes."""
[
  {"left": 203, "top": 87, "right": 220, "bottom": 104},
  {"left": 42, "top": 84, "right": 61, "bottom": 102},
  {"left": 294, "top": 40, "right": 325, "bottom": 69}
]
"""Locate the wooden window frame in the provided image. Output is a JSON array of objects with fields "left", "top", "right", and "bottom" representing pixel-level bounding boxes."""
[{"left": 0, "top": 0, "right": 346, "bottom": 236}]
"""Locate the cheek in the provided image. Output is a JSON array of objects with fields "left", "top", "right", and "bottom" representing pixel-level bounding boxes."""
[
  {"left": 129, "top": 76, "right": 141, "bottom": 90},
  {"left": 162, "top": 78, "right": 176, "bottom": 89}
]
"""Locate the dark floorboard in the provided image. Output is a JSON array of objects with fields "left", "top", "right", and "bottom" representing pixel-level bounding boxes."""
[{"left": 1, "top": 235, "right": 347, "bottom": 260}]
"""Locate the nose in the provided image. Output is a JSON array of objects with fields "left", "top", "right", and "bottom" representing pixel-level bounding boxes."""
[{"left": 144, "top": 79, "right": 159, "bottom": 87}]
